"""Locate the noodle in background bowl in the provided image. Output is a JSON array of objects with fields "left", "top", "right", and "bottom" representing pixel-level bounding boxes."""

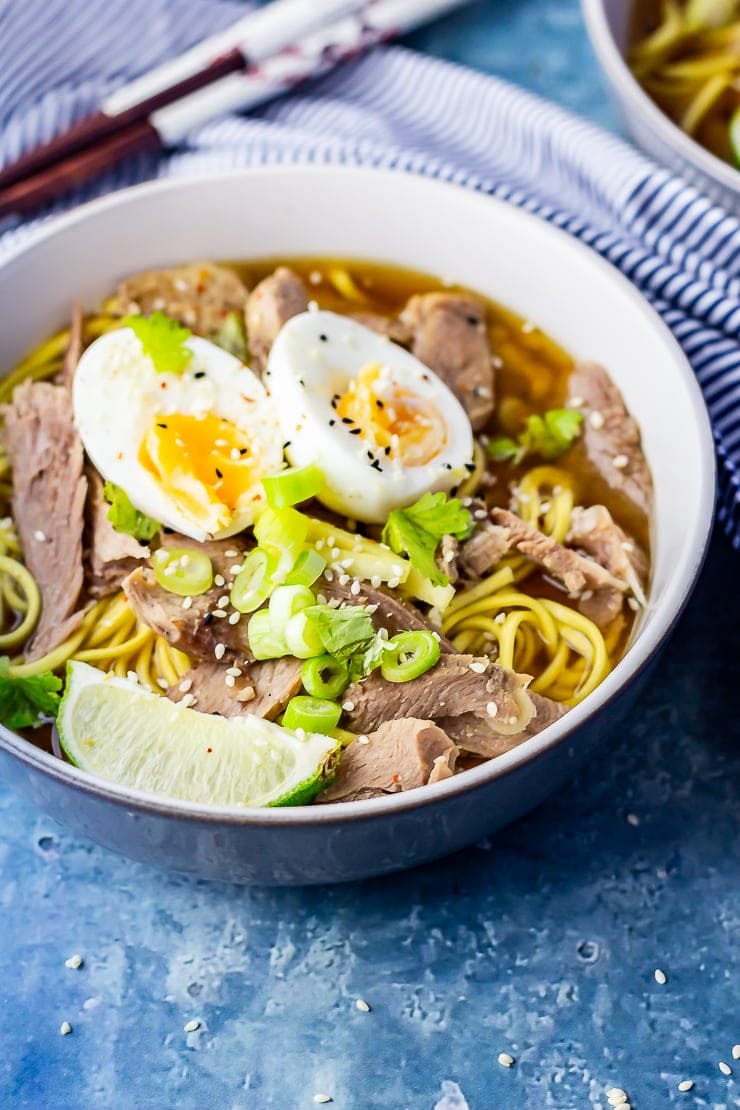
[
  {"left": 582, "top": 0, "right": 740, "bottom": 211},
  {"left": 0, "top": 167, "right": 715, "bottom": 885}
]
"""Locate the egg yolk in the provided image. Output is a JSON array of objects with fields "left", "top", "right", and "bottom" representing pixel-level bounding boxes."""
[
  {"left": 139, "top": 413, "right": 255, "bottom": 530},
  {"left": 335, "top": 363, "right": 446, "bottom": 466}
]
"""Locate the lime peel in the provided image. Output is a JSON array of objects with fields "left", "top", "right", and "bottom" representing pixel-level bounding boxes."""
[{"left": 58, "top": 662, "right": 340, "bottom": 807}]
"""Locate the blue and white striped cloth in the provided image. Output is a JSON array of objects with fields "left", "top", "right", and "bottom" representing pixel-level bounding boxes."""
[{"left": 1, "top": 0, "right": 739, "bottom": 546}]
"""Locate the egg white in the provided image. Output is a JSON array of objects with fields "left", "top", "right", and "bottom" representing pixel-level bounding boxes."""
[
  {"left": 265, "top": 311, "right": 475, "bottom": 523},
  {"left": 73, "top": 328, "right": 282, "bottom": 541}
]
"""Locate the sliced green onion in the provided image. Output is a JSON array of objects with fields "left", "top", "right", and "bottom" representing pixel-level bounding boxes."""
[
  {"left": 283, "top": 695, "right": 342, "bottom": 734},
  {"left": 254, "top": 507, "right": 308, "bottom": 582},
  {"left": 230, "top": 548, "right": 278, "bottom": 614},
  {"left": 247, "top": 609, "right": 287, "bottom": 661},
  {"left": 151, "top": 547, "right": 213, "bottom": 597},
  {"left": 380, "top": 630, "right": 441, "bottom": 683},
  {"left": 302, "top": 654, "right": 350, "bottom": 700},
  {"left": 284, "top": 548, "right": 327, "bottom": 588},
  {"left": 263, "top": 464, "right": 324, "bottom": 509},
  {"left": 284, "top": 611, "right": 325, "bottom": 659},
  {"left": 268, "top": 584, "right": 316, "bottom": 625},
  {"left": 730, "top": 105, "right": 740, "bottom": 168}
]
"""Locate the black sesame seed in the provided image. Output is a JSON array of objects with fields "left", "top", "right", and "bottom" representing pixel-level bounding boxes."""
[
  {"left": 194, "top": 371, "right": 206, "bottom": 379},
  {"left": 371, "top": 460, "right": 383, "bottom": 472},
  {"left": 203, "top": 613, "right": 214, "bottom": 626},
  {"left": 375, "top": 399, "right": 384, "bottom": 409},
  {"left": 349, "top": 428, "right": 362, "bottom": 436},
  {"left": 384, "top": 446, "right": 391, "bottom": 456},
  {"left": 465, "top": 315, "right": 478, "bottom": 326},
  {"left": 445, "top": 463, "right": 453, "bottom": 470},
  {"left": 282, "top": 441, "right": 292, "bottom": 450},
  {"left": 329, "top": 419, "right": 336, "bottom": 427},
  {"left": 298, "top": 378, "right": 305, "bottom": 387},
  {"left": 341, "top": 417, "right": 354, "bottom": 425},
  {"left": 239, "top": 448, "right": 248, "bottom": 456},
  {"left": 464, "top": 462, "right": 476, "bottom": 473},
  {"left": 215, "top": 468, "right": 223, "bottom": 478},
  {"left": 156, "top": 422, "right": 168, "bottom": 429},
  {"left": 162, "top": 526, "right": 174, "bottom": 534},
  {"left": 330, "top": 398, "right": 338, "bottom": 410},
  {"left": 319, "top": 333, "right": 328, "bottom": 342}
]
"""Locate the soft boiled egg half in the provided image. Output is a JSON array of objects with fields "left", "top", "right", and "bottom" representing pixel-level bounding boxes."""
[
  {"left": 73, "top": 327, "right": 282, "bottom": 541},
  {"left": 266, "top": 311, "right": 475, "bottom": 523}
]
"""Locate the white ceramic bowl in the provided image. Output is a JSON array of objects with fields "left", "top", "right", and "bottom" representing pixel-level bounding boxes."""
[
  {"left": 582, "top": 0, "right": 740, "bottom": 212},
  {"left": 0, "top": 167, "right": 715, "bottom": 884}
]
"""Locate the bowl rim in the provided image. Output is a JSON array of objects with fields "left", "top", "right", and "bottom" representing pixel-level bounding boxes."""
[
  {"left": 0, "top": 163, "right": 717, "bottom": 826},
  {"left": 581, "top": 0, "right": 740, "bottom": 197}
]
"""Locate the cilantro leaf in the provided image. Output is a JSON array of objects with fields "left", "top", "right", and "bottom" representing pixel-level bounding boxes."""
[
  {"left": 488, "top": 408, "right": 583, "bottom": 466},
  {"left": 103, "top": 482, "right": 160, "bottom": 541},
  {"left": 212, "top": 311, "right": 249, "bottom": 362},
  {"left": 382, "top": 492, "right": 473, "bottom": 587},
  {"left": 124, "top": 311, "right": 193, "bottom": 374},
  {"left": 306, "top": 605, "right": 377, "bottom": 663},
  {"left": 347, "top": 630, "right": 390, "bottom": 683},
  {"left": 0, "top": 657, "right": 62, "bottom": 730}
]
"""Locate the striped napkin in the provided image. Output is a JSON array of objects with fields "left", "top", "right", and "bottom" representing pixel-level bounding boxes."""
[{"left": 1, "top": 0, "right": 738, "bottom": 546}]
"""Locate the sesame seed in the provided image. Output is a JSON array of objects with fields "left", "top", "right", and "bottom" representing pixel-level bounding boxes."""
[
  {"left": 226, "top": 667, "right": 242, "bottom": 677},
  {"left": 212, "top": 609, "right": 227, "bottom": 618},
  {"left": 214, "top": 643, "right": 226, "bottom": 660},
  {"left": 179, "top": 678, "right": 193, "bottom": 693},
  {"left": 677, "top": 1080, "right": 694, "bottom": 1092},
  {"left": 387, "top": 576, "right": 401, "bottom": 589},
  {"left": 33, "top": 530, "right": 46, "bottom": 542},
  {"left": 182, "top": 596, "right": 193, "bottom": 610},
  {"left": 370, "top": 575, "right": 382, "bottom": 589},
  {"left": 180, "top": 693, "right": 196, "bottom": 708},
  {"left": 569, "top": 395, "right": 584, "bottom": 407},
  {"left": 357, "top": 735, "right": 370, "bottom": 745},
  {"left": 589, "top": 410, "right": 605, "bottom": 429},
  {"left": 654, "top": 968, "right": 667, "bottom": 985},
  {"left": 64, "top": 954, "right": 83, "bottom": 970},
  {"left": 486, "top": 702, "right": 498, "bottom": 718},
  {"left": 733, "top": 1045, "right": 740, "bottom": 1059},
  {"left": 127, "top": 670, "right": 139, "bottom": 684},
  {"left": 313, "top": 1097, "right": 332, "bottom": 1105},
  {"left": 366, "top": 603, "right": 378, "bottom": 614},
  {"left": 718, "top": 1061, "right": 732, "bottom": 1076},
  {"left": 214, "top": 574, "right": 225, "bottom": 587},
  {"left": 183, "top": 1019, "right": 201, "bottom": 1033},
  {"left": 230, "top": 564, "right": 243, "bottom": 575},
  {"left": 355, "top": 999, "right": 371, "bottom": 1012},
  {"left": 613, "top": 454, "right": 629, "bottom": 469},
  {"left": 228, "top": 612, "right": 241, "bottom": 625},
  {"left": 224, "top": 549, "right": 238, "bottom": 557},
  {"left": 350, "top": 581, "right": 361, "bottom": 596},
  {"left": 497, "top": 1052, "right": 514, "bottom": 1068},
  {"left": 338, "top": 573, "right": 350, "bottom": 586},
  {"left": 342, "top": 700, "right": 355, "bottom": 712},
  {"left": 157, "top": 678, "right": 169, "bottom": 690},
  {"left": 59, "top": 1021, "right": 72, "bottom": 1036},
  {"left": 626, "top": 813, "right": 640, "bottom": 827},
  {"left": 225, "top": 674, "right": 236, "bottom": 688},
  {"left": 469, "top": 662, "right": 487, "bottom": 674}
]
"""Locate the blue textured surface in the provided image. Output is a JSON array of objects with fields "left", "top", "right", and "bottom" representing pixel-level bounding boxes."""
[{"left": 1, "top": 2, "right": 738, "bottom": 1108}]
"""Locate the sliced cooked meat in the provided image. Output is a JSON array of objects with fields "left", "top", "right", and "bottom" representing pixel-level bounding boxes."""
[
  {"left": 1, "top": 382, "right": 87, "bottom": 659},
  {"left": 246, "top": 267, "right": 309, "bottom": 372},
  {"left": 117, "top": 263, "right": 248, "bottom": 336},
  {"left": 318, "top": 718, "right": 457, "bottom": 803},
  {"left": 568, "top": 362, "right": 653, "bottom": 517},
  {"left": 124, "top": 567, "right": 251, "bottom": 662},
  {"left": 438, "top": 691, "right": 567, "bottom": 757},
  {"left": 58, "top": 302, "right": 83, "bottom": 389},
  {"left": 567, "top": 504, "right": 648, "bottom": 603},
  {"left": 167, "top": 656, "right": 302, "bottom": 721},
  {"left": 401, "top": 291, "right": 495, "bottom": 430},
  {"left": 86, "top": 469, "right": 149, "bottom": 598},
  {"left": 168, "top": 661, "right": 256, "bottom": 717},
  {"left": 457, "top": 519, "right": 512, "bottom": 578},
  {"left": 350, "top": 312, "right": 412, "bottom": 345},
  {"left": 490, "top": 508, "right": 625, "bottom": 598},
  {"left": 342, "top": 654, "right": 534, "bottom": 736},
  {"left": 317, "top": 575, "right": 454, "bottom": 651}
]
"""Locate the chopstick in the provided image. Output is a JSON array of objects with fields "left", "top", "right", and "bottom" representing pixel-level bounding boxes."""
[
  {"left": 0, "top": 0, "right": 367, "bottom": 193},
  {"left": 0, "top": 0, "right": 469, "bottom": 221}
]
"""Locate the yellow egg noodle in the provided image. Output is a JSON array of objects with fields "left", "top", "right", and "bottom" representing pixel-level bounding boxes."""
[{"left": 0, "top": 309, "right": 611, "bottom": 709}]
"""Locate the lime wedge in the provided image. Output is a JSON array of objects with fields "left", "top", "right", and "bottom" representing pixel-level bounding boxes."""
[{"left": 58, "top": 662, "right": 340, "bottom": 807}]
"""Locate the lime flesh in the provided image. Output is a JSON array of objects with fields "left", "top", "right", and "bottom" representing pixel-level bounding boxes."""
[{"left": 58, "top": 662, "right": 340, "bottom": 807}]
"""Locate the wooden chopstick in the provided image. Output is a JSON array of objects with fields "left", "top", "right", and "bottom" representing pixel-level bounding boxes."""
[
  {"left": 0, "top": 0, "right": 469, "bottom": 221},
  {"left": 0, "top": 0, "right": 366, "bottom": 194}
]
